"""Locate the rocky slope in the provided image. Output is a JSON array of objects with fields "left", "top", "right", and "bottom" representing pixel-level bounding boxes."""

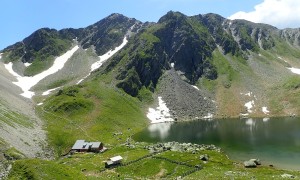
[{"left": 100, "top": 11, "right": 300, "bottom": 119}]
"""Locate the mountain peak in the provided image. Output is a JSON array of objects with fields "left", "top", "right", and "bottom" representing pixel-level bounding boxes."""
[
  {"left": 106, "top": 13, "right": 127, "bottom": 20},
  {"left": 158, "top": 11, "right": 187, "bottom": 23}
]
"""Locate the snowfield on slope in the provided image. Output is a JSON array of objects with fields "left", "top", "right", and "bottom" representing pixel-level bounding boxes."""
[
  {"left": 4, "top": 46, "right": 79, "bottom": 98},
  {"left": 77, "top": 36, "right": 128, "bottom": 84},
  {"left": 24, "top": 62, "right": 32, "bottom": 67},
  {"left": 245, "top": 100, "right": 254, "bottom": 113},
  {"left": 288, "top": 67, "right": 300, "bottom": 75},
  {"left": 262, "top": 106, "right": 270, "bottom": 115},
  {"left": 42, "top": 87, "right": 61, "bottom": 96},
  {"left": 147, "top": 97, "right": 174, "bottom": 123}
]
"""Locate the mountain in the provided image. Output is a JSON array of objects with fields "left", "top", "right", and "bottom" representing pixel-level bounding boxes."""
[
  {"left": 1, "top": 11, "right": 300, "bottom": 178},
  {"left": 97, "top": 11, "right": 300, "bottom": 119},
  {"left": 0, "top": 13, "right": 143, "bottom": 164}
]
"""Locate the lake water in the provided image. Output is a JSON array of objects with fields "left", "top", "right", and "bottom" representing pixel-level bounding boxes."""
[{"left": 133, "top": 117, "right": 300, "bottom": 170}]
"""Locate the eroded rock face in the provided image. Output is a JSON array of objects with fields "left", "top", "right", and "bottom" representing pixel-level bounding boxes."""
[{"left": 78, "top": 13, "right": 141, "bottom": 55}]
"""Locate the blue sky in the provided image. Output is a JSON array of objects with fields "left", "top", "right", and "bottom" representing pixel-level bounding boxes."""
[{"left": 1, "top": 0, "right": 299, "bottom": 50}]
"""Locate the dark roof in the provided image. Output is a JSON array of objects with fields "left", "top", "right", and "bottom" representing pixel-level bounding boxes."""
[{"left": 71, "top": 140, "right": 102, "bottom": 150}]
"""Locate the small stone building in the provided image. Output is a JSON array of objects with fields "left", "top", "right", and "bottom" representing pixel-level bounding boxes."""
[
  {"left": 105, "top": 155, "right": 123, "bottom": 168},
  {"left": 71, "top": 140, "right": 103, "bottom": 152}
]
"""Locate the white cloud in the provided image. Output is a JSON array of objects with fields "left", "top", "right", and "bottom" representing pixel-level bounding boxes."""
[{"left": 229, "top": 0, "right": 300, "bottom": 29}]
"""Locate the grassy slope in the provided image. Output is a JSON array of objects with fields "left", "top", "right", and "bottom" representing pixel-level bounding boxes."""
[
  {"left": 8, "top": 159, "right": 86, "bottom": 180},
  {"left": 38, "top": 74, "right": 147, "bottom": 156},
  {"left": 198, "top": 50, "right": 250, "bottom": 118},
  {"left": 264, "top": 37, "right": 300, "bottom": 116},
  {"left": 269, "top": 76, "right": 300, "bottom": 116},
  {"left": 8, "top": 144, "right": 300, "bottom": 179},
  {"left": 200, "top": 38, "right": 300, "bottom": 118}
]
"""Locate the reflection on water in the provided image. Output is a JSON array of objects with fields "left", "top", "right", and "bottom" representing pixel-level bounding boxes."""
[
  {"left": 263, "top": 117, "right": 270, "bottom": 122},
  {"left": 148, "top": 123, "right": 172, "bottom": 139},
  {"left": 134, "top": 118, "right": 300, "bottom": 170}
]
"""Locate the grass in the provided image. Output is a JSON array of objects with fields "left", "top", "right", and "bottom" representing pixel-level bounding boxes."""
[
  {"left": 137, "top": 86, "right": 154, "bottom": 103},
  {"left": 198, "top": 50, "right": 238, "bottom": 92},
  {"left": 38, "top": 78, "right": 147, "bottom": 156},
  {"left": 24, "top": 56, "right": 55, "bottom": 76},
  {"left": 283, "top": 76, "right": 300, "bottom": 90},
  {"left": 4, "top": 147, "right": 25, "bottom": 160},
  {"left": 272, "top": 37, "right": 300, "bottom": 59},
  {"left": 46, "top": 78, "right": 72, "bottom": 89},
  {"left": 0, "top": 101, "right": 33, "bottom": 128},
  {"left": 8, "top": 144, "right": 300, "bottom": 179},
  {"left": 8, "top": 159, "right": 86, "bottom": 180},
  {"left": 212, "top": 50, "right": 240, "bottom": 86},
  {"left": 268, "top": 76, "right": 300, "bottom": 116}
]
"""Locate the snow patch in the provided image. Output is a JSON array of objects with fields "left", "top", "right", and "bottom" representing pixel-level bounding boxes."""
[
  {"left": 4, "top": 46, "right": 79, "bottom": 98},
  {"left": 24, "top": 62, "right": 32, "bottom": 67},
  {"left": 288, "top": 67, "right": 300, "bottom": 75},
  {"left": 240, "top": 113, "right": 249, "bottom": 118},
  {"left": 92, "top": 37, "right": 128, "bottom": 72},
  {"left": 254, "top": 95, "right": 257, "bottom": 100},
  {"left": 42, "top": 87, "right": 61, "bottom": 96},
  {"left": 245, "top": 100, "right": 254, "bottom": 113},
  {"left": 240, "top": 91, "right": 252, "bottom": 97},
  {"left": 4, "top": 62, "right": 21, "bottom": 78},
  {"left": 37, "top": 103, "right": 43, "bottom": 106},
  {"left": 262, "top": 106, "right": 270, "bottom": 115},
  {"left": 192, "top": 85, "right": 199, "bottom": 91},
  {"left": 241, "top": 91, "right": 256, "bottom": 114},
  {"left": 77, "top": 36, "right": 128, "bottom": 84},
  {"left": 147, "top": 96, "right": 174, "bottom": 123},
  {"left": 76, "top": 78, "right": 86, "bottom": 85},
  {"left": 0, "top": 53, "right": 2, "bottom": 59},
  {"left": 203, "top": 113, "right": 213, "bottom": 120}
]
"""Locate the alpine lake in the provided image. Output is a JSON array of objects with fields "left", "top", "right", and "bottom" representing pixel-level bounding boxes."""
[{"left": 133, "top": 117, "right": 300, "bottom": 170}]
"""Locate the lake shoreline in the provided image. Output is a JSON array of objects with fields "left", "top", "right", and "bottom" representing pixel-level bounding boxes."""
[{"left": 135, "top": 117, "right": 300, "bottom": 172}]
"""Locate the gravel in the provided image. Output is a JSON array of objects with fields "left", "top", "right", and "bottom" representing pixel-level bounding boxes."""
[
  {"left": 157, "top": 68, "right": 216, "bottom": 121},
  {"left": 0, "top": 61, "right": 53, "bottom": 159}
]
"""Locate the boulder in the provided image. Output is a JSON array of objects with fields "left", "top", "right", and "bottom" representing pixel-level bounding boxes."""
[
  {"left": 281, "top": 174, "right": 295, "bottom": 179},
  {"left": 243, "top": 160, "right": 257, "bottom": 168},
  {"left": 200, "top": 154, "right": 209, "bottom": 161},
  {"left": 249, "top": 159, "right": 261, "bottom": 165}
]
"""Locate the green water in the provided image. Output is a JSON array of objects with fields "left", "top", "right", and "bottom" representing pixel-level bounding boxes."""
[{"left": 133, "top": 117, "right": 300, "bottom": 170}]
